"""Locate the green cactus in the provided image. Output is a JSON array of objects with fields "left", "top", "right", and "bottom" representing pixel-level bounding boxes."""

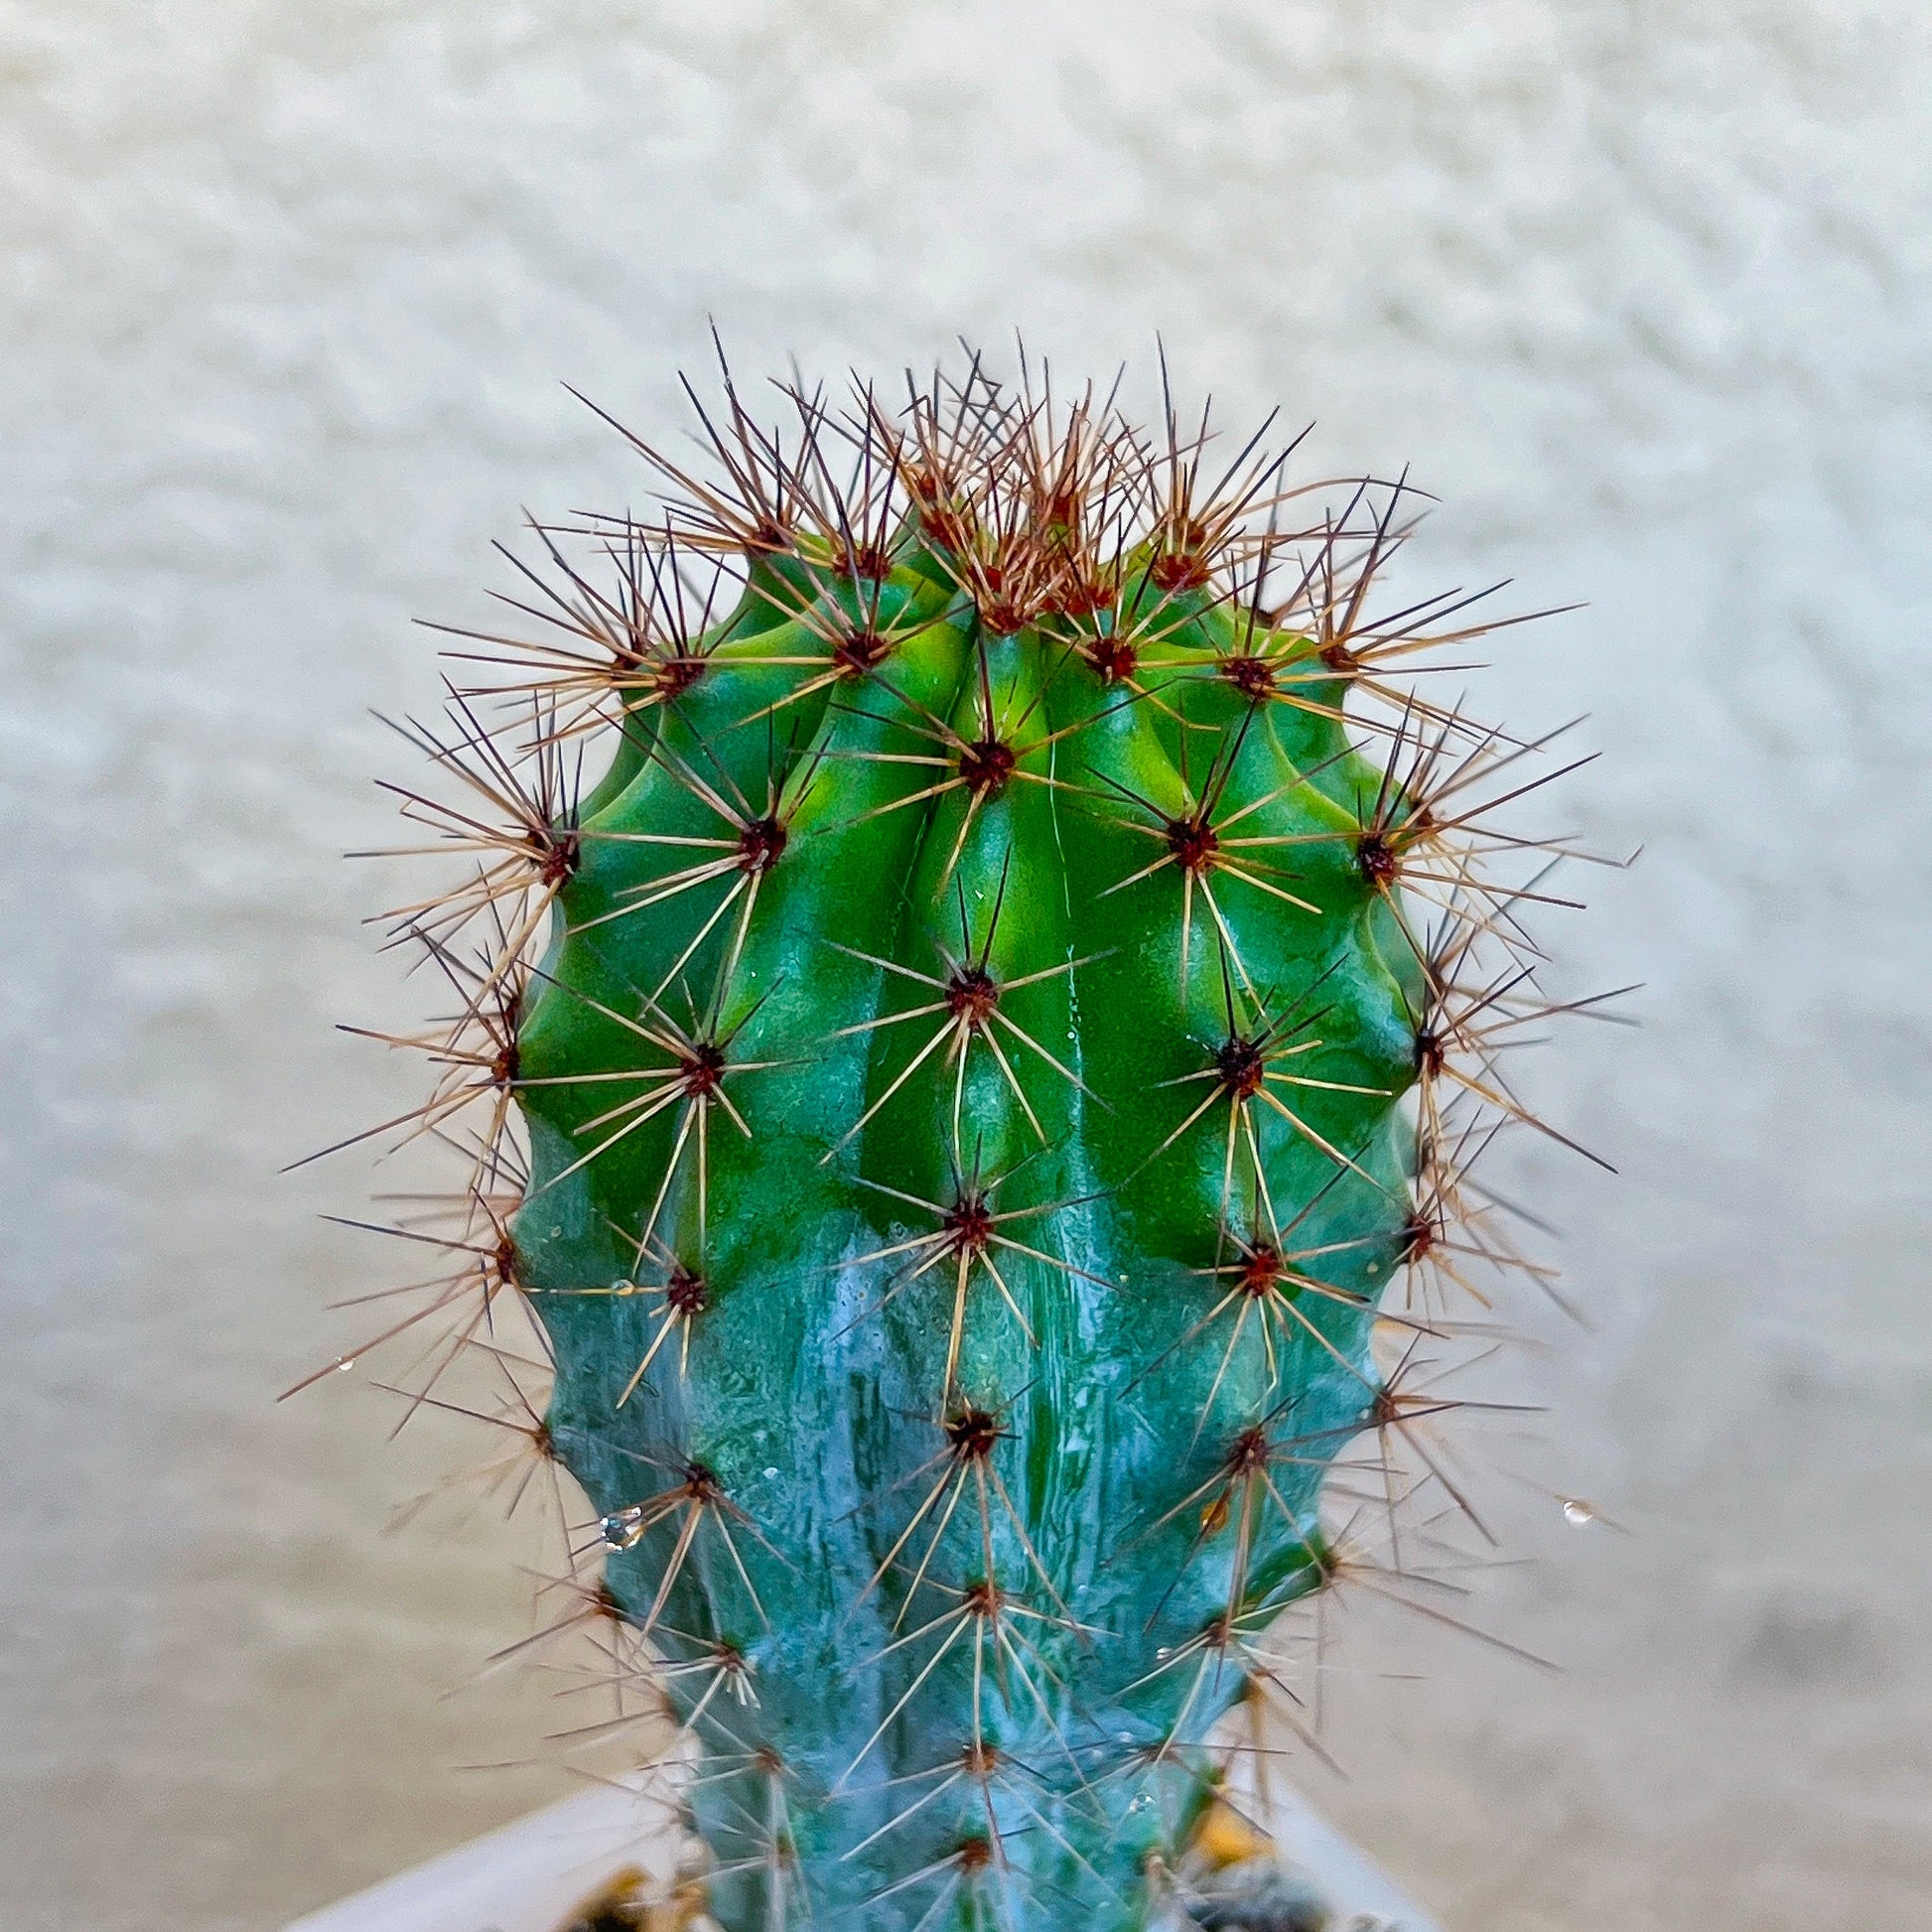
[{"left": 313, "top": 355, "right": 1601, "bottom": 1931}]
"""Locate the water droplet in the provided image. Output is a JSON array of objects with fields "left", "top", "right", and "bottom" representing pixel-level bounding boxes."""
[
  {"left": 336, "top": 1357, "right": 355, "bottom": 1373},
  {"left": 1562, "top": 1497, "right": 1595, "bottom": 1527},
  {"left": 1155, "top": 1647, "right": 1172, "bottom": 1660},
  {"left": 600, "top": 1506, "right": 646, "bottom": 1551},
  {"left": 1128, "top": 1793, "right": 1153, "bottom": 1813},
  {"left": 612, "top": 1278, "right": 637, "bottom": 1297},
  {"left": 762, "top": 1467, "right": 779, "bottom": 1481}
]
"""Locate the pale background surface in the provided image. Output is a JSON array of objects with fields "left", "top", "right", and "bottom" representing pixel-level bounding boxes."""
[{"left": 3, "top": 4, "right": 1929, "bottom": 1929}]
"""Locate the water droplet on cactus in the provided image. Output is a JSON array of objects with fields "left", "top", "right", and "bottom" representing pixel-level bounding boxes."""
[
  {"left": 1562, "top": 1497, "right": 1596, "bottom": 1526},
  {"left": 335, "top": 1357, "right": 354, "bottom": 1373},
  {"left": 600, "top": 1506, "right": 646, "bottom": 1551}
]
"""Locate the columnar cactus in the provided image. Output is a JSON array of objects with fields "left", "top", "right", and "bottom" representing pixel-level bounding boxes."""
[{"left": 307, "top": 353, "right": 1605, "bottom": 1931}]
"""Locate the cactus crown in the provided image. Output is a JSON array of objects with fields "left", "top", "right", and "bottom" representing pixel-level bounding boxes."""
[{"left": 308, "top": 350, "right": 1606, "bottom": 1931}]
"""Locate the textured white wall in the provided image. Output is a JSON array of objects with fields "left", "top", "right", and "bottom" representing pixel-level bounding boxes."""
[{"left": 3, "top": 4, "right": 1929, "bottom": 1929}]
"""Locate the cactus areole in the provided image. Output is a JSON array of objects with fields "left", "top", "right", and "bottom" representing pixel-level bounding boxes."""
[{"left": 322, "top": 355, "right": 1599, "bottom": 1930}]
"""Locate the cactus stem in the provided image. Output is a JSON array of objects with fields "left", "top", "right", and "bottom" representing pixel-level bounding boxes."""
[
  {"left": 855, "top": 1399, "right": 1073, "bottom": 1631},
  {"left": 819, "top": 881, "right": 1105, "bottom": 1151},
  {"left": 294, "top": 347, "right": 1627, "bottom": 1930},
  {"left": 838, "top": 1161, "right": 1116, "bottom": 1395},
  {"left": 597, "top": 1456, "right": 772, "bottom": 1640}
]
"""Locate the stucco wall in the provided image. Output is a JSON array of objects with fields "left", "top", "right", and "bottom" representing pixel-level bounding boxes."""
[{"left": 3, "top": 4, "right": 1929, "bottom": 1928}]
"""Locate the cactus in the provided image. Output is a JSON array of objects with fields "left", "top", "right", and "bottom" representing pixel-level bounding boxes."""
[{"left": 305, "top": 352, "right": 1607, "bottom": 1931}]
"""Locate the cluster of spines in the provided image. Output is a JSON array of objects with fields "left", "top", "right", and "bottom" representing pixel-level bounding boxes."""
[{"left": 294, "top": 345, "right": 1621, "bottom": 1932}]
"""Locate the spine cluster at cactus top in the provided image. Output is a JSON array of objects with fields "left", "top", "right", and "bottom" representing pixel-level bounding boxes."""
[{"left": 304, "top": 351, "right": 1611, "bottom": 1932}]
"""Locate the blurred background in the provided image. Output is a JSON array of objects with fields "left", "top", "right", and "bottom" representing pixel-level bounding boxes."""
[{"left": 3, "top": 3, "right": 1929, "bottom": 1928}]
